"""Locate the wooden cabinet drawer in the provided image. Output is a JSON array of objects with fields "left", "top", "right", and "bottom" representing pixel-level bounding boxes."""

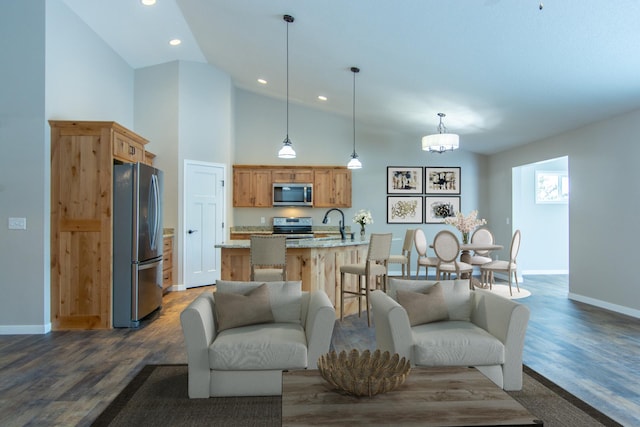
[{"left": 113, "top": 133, "right": 145, "bottom": 163}]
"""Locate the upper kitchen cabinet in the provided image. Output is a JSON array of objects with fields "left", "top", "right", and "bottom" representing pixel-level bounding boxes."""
[
  {"left": 313, "top": 167, "right": 352, "bottom": 207},
  {"left": 271, "top": 168, "right": 313, "bottom": 183},
  {"left": 233, "top": 167, "right": 272, "bottom": 207},
  {"left": 50, "top": 120, "right": 149, "bottom": 330},
  {"left": 112, "top": 129, "right": 147, "bottom": 163}
]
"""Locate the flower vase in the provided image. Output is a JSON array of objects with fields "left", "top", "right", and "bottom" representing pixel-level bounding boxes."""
[
  {"left": 360, "top": 226, "right": 366, "bottom": 241},
  {"left": 462, "top": 232, "right": 469, "bottom": 244}
]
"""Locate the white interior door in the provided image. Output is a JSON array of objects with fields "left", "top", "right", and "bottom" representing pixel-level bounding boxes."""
[{"left": 184, "top": 161, "right": 224, "bottom": 288}]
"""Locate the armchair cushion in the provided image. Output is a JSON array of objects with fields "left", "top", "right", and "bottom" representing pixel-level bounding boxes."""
[
  {"left": 214, "top": 283, "right": 274, "bottom": 332},
  {"left": 209, "top": 323, "right": 307, "bottom": 370},
  {"left": 396, "top": 283, "right": 449, "bottom": 326},
  {"left": 388, "top": 278, "right": 472, "bottom": 321},
  {"left": 216, "top": 280, "right": 302, "bottom": 324},
  {"left": 412, "top": 321, "right": 505, "bottom": 366}
]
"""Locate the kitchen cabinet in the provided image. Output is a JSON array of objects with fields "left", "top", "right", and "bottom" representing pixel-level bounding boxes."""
[
  {"left": 232, "top": 165, "right": 351, "bottom": 208},
  {"left": 233, "top": 168, "right": 273, "bottom": 207},
  {"left": 162, "top": 235, "right": 174, "bottom": 293},
  {"left": 271, "top": 168, "right": 313, "bottom": 183},
  {"left": 313, "top": 168, "right": 352, "bottom": 207},
  {"left": 143, "top": 150, "right": 156, "bottom": 166},
  {"left": 113, "top": 131, "right": 146, "bottom": 163},
  {"left": 50, "top": 120, "right": 149, "bottom": 330}
]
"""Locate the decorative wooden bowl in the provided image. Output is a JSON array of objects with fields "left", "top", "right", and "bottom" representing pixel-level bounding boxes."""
[{"left": 317, "top": 349, "right": 411, "bottom": 397}]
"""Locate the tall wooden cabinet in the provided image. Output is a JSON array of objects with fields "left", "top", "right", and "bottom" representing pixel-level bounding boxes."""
[{"left": 50, "top": 121, "right": 149, "bottom": 330}]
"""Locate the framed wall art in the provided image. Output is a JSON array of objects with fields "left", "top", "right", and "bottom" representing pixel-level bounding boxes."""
[
  {"left": 387, "top": 196, "right": 424, "bottom": 224},
  {"left": 425, "top": 167, "right": 461, "bottom": 195},
  {"left": 387, "top": 167, "right": 423, "bottom": 194},
  {"left": 424, "top": 196, "right": 460, "bottom": 224}
]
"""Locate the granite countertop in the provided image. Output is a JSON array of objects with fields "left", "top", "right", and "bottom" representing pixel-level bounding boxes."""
[{"left": 216, "top": 236, "right": 369, "bottom": 249}]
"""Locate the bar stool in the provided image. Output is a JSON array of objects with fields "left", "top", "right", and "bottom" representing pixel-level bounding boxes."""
[
  {"left": 388, "top": 229, "right": 414, "bottom": 278},
  {"left": 340, "top": 233, "right": 392, "bottom": 327},
  {"left": 250, "top": 235, "right": 287, "bottom": 281}
]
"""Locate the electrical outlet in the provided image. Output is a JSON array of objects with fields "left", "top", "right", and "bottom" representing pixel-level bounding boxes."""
[
  {"left": 506, "top": 217, "right": 510, "bottom": 225},
  {"left": 260, "top": 217, "right": 266, "bottom": 224},
  {"left": 8, "top": 217, "right": 27, "bottom": 230}
]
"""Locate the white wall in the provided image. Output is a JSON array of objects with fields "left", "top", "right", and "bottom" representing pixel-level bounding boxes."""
[
  {"left": 233, "top": 89, "right": 489, "bottom": 261},
  {"left": 489, "top": 110, "right": 640, "bottom": 316},
  {"left": 135, "top": 61, "right": 234, "bottom": 288}
]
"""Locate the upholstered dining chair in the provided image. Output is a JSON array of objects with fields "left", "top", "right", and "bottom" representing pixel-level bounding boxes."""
[
  {"left": 468, "top": 227, "right": 495, "bottom": 267},
  {"left": 413, "top": 228, "right": 439, "bottom": 280},
  {"left": 250, "top": 235, "right": 287, "bottom": 282},
  {"left": 481, "top": 229, "right": 522, "bottom": 296},
  {"left": 340, "top": 233, "right": 393, "bottom": 327},
  {"left": 433, "top": 230, "right": 473, "bottom": 287},
  {"left": 388, "top": 229, "right": 414, "bottom": 278}
]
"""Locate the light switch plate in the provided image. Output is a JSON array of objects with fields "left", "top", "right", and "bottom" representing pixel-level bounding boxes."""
[{"left": 8, "top": 217, "right": 27, "bottom": 230}]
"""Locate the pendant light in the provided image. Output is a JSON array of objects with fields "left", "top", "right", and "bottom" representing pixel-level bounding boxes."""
[
  {"left": 422, "top": 113, "right": 459, "bottom": 153},
  {"left": 347, "top": 66, "right": 362, "bottom": 169},
  {"left": 278, "top": 14, "right": 296, "bottom": 159}
]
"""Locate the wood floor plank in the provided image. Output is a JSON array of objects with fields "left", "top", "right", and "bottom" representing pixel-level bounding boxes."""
[{"left": 0, "top": 277, "right": 638, "bottom": 426}]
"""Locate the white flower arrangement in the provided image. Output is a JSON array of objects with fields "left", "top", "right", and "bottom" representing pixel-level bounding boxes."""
[
  {"left": 353, "top": 209, "right": 374, "bottom": 228},
  {"left": 444, "top": 210, "right": 486, "bottom": 243}
]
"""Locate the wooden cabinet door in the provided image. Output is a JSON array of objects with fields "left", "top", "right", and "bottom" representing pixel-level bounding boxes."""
[
  {"left": 313, "top": 169, "right": 334, "bottom": 207},
  {"left": 113, "top": 132, "right": 144, "bottom": 163},
  {"left": 233, "top": 168, "right": 272, "bottom": 207},
  {"left": 332, "top": 168, "right": 352, "bottom": 207},
  {"left": 313, "top": 168, "right": 352, "bottom": 207},
  {"left": 272, "top": 169, "right": 313, "bottom": 183}
]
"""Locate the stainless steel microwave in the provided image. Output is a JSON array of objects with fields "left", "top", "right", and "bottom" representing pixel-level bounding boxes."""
[{"left": 272, "top": 183, "right": 313, "bottom": 207}]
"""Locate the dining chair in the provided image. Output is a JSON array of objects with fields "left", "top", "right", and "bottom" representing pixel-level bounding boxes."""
[
  {"left": 413, "top": 228, "right": 439, "bottom": 280},
  {"left": 433, "top": 230, "right": 473, "bottom": 287},
  {"left": 468, "top": 227, "right": 495, "bottom": 267},
  {"left": 481, "top": 229, "right": 522, "bottom": 296},
  {"left": 388, "top": 229, "right": 414, "bottom": 278},
  {"left": 340, "top": 233, "right": 393, "bottom": 327},
  {"left": 250, "top": 235, "right": 287, "bottom": 282}
]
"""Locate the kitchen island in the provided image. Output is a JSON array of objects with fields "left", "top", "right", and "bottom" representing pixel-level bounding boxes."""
[{"left": 216, "top": 237, "right": 369, "bottom": 318}]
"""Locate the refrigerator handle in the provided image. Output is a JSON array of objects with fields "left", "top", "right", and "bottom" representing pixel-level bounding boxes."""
[{"left": 150, "top": 174, "right": 160, "bottom": 251}]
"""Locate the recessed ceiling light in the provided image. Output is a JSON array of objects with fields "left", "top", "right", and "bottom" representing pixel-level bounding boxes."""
[
  {"left": 169, "top": 39, "right": 181, "bottom": 46},
  {"left": 318, "top": 95, "right": 328, "bottom": 101},
  {"left": 141, "top": 0, "right": 156, "bottom": 6},
  {"left": 258, "top": 78, "right": 267, "bottom": 85}
]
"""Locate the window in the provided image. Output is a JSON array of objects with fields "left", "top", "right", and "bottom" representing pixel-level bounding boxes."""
[{"left": 535, "top": 171, "right": 569, "bottom": 204}]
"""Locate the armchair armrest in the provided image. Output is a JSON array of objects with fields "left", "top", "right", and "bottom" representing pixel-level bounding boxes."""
[
  {"left": 180, "top": 291, "right": 217, "bottom": 398},
  {"left": 370, "top": 290, "right": 413, "bottom": 362},
  {"left": 305, "top": 291, "right": 336, "bottom": 368},
  {"left": 471, "top": 290, "right": 530, "bottom": 390}
]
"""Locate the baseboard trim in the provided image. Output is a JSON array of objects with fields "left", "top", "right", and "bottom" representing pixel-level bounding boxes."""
[
  {"left": 569, "top": 292, "right": 640, "bottom": 320},
  {"left": 0, "top": 322, "right": 51, "bottom": 335}
]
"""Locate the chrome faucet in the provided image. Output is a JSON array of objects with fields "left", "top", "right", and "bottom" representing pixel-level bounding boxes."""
[{"left": 322, "top": 208, "right": 346, "bottom": 240}]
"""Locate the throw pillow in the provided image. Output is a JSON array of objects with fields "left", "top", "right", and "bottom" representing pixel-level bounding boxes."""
[
  {"left": 215, "top": 280, "right": 302, "bottom": 323},
  {"left": 214, "top": 283, "right": 275, "bottom": 332},
  {"left": 388, "top": 278, "right": 472, "bottom": 321},
  {"left": 396, "top": 283, "right": 449, "bottom": 326}
]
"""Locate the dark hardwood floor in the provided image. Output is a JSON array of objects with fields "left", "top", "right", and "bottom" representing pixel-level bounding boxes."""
[{"left": 0, "top": 275, "right": 638, "bottom": 426}]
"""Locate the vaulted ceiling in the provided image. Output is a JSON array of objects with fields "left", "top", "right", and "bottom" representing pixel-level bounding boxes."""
[{"left": 62, "top": 0, "right": 640, "bottom": 154}]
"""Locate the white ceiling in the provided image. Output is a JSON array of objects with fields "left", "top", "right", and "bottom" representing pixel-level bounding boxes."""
[{"left": 62, "top": 0, "right": 640, "bottom": 154}]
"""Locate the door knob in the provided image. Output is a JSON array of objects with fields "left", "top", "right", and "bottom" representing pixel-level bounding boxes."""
[{"left": 188, "top": 229, "right": 198, "bottom": 234}]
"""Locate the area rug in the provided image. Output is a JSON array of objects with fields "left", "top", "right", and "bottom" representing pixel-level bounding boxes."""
[
  {"left": 486, "top": 284, "right": 531, "bottom": 299},
  {"left": 92, "top": 364, "right": 621, "bottom": 427}
]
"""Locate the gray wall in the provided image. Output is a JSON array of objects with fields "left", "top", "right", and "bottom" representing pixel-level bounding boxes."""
[{"left": 488, "top": 110, "right": 640, "bottom": 317}]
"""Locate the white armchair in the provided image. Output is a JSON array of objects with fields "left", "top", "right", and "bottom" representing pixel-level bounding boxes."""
[
  {"left": 370, "top": 279, "right": 530, "bottom": 391},
  {"left": 180, "top": 280, "right": 335, "bottom": 398}
]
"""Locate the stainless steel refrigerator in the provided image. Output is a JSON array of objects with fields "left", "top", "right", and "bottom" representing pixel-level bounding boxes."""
[{"left": 113, "top": 162, "right": 164, "bottom": 327}]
